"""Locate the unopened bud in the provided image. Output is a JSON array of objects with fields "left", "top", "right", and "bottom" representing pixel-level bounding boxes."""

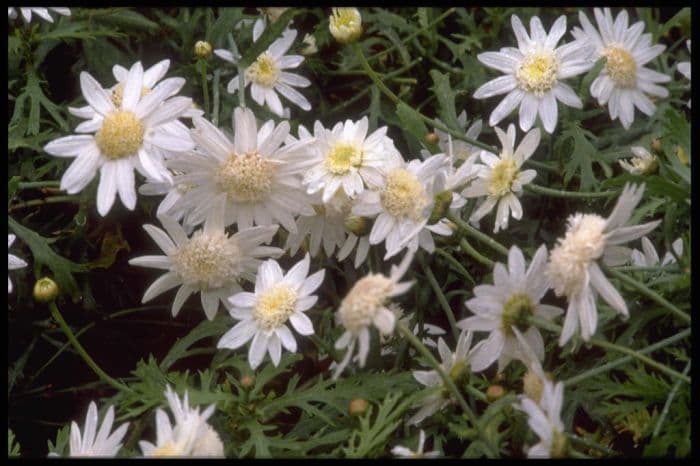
[
  {"left": 424, "top": 132, "right": 439, "bottom": 145},
  {"left": 301, "top": 33, "right": 318, "bottom": 55},
  {"left": 33, "top": 277, "right": 59, "bottom": 302},
  {"left": 194, "top": 40, "right": 213, "bottom": 59},
  {"left": 329, "top": 7, "right": 362, "bottom": 44},
  {"left": 349, "top": 398, "right": 369, "bottom": 416},
  {"left": 486, "top": 384, "right": 505, "bottom": 402},
  {"left": 428, "top": 190, "right": 453, "bottom": 224},
  {"left": 344, "top": 215, "right": 369, "bottom": 236},
  {"left": 676, "top": 146, "right": 689, "bottom": 165},
  {"left": 651, "top": 138, "right": 662, "bottom": 154},
  {"left": 240, "top": 375, "right": 255, "bottom": 388}
]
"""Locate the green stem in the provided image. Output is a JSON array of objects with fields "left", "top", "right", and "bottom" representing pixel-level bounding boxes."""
[
  {"left": 652, "top": 360, "right": 691, "bottom": 438},
  {"left": 198, "top": 59, "right": 210, "bottom": 116},
  {"left": 566, "top": 432, "right": 618, "bottom": 457},
  {"left": 49, "top": 301, "right": 131, "bottom": 393},
  {"left": 601, "top": 264, "right": 690, "bottom": 323},
  {"left": 435, "top": 247, "right": 475, "bottom": 284},
  {"left": 17, "top": 181, "right": 60, "bottom": 189},
  {"left": 9, "top": 195, "right": 80, "bottom": 211},
  {"left": 459, "top": 238, "right": 494, "bottom": 267},
  {"left": 212, "top": 68, "right": 221, "bottom": 126},
  {"left": 419, "top": 255, "right": 459, "bottom": 340},
  {"left": 525, "top": 184, "right": 620, "bottom": 199},
  {"left": 447, "top": 212, "right": 509, "bottom": 257},
  {"left": 523, "top": 159, "right": 560, "bottom": 174}
]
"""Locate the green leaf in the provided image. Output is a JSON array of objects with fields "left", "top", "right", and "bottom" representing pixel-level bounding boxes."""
[
  {"left": 396, "top": 101, "right": 428, "bottom": 152},
  {"left": 94, "top": 9, "right": 159, "bottom": 33},
  {"left": 47, "top": 424, "right": 70, "bottom": 457},
  {"left": 159, "top": 316, "right": 230, "bottom": 372},
  {"left": 559, "top": 123, "right": 598, "bottom": 191},
  {"left": 8, "top": 429, "right": 21, "bottom": 457},
  {"left": 430, "top": 70, "right": 460, "bottom": 131}
]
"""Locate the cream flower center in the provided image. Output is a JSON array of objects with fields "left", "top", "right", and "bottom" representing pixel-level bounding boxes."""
[
  {"left": 546, "top": 213, "right": 607, "bottom": 297},
  {"left": 500, "top": 292, "right": 534, "bottom": 335},
  {"left": 488, "top": 157, "right": 518, "bottom": 197},
  {"left": 516, "top": 51, "right": 559, "bottom": 96},
  {"left": 170, "top": 231, "right": 241, "bottom": 289},
  {"left": 246, "top": 52, "right": 280, "bottom": 88},
  {"left": 253, "top": 284, "right": 298, "bottom": 331},
  {"left": 151, "top": 440, "right": 184, "bottom": 457},
  {"left": 604, "top": 45, "right": 637, "bottom": 88},
  {"left": 215, "top": 152, "right": 276, "bottom": 203},
  {"left": 339, "top": 274, "right": 393, "bottom": 335},
  {"left": 382, "top": 168, "right": 429, "bottom": 220},
  {"left": 111, "top": 83, "right": 150, "bottom": 108},
  {"left": 95, "top": 111, "right": 145, "bottom": 160},
  {"left": 325, "top": 142, "right": 363, "bottom": 175}
]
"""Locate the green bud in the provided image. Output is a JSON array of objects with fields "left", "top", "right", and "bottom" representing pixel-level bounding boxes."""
[
  {"left": 194, "top": 40, "right": 213, "bottom": 59},
  {"left": 428, "top": 190, "right": 453, "bottom": 224},
  {"left": 33, "top": 277, "right": 59, "bottom": 302}
]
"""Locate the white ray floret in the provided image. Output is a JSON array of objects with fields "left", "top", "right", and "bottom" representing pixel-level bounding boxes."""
[
  {"left": 8, "top": 234, "right": 28, "bottom": 294},
  {"left": 391, "top": 430, "right": 441, "bottom": 458},
  {"left": 8, "top": 7, "right": 70, "bottom": 23},
  {"left": 514, "top": 379, "right": 568, "bottom": 458},
  {"left": 48, "top": 401, "right": 128, "bottom": 457},
  {"left": 630, "top": 236, "right": 683, "bottom": 267},
  {"left": 677, "top": 40, "right": 691, "bottom": 108}
]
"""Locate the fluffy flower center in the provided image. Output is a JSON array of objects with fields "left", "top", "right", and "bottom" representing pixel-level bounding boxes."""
[
  {"left": 151, "top": 441, "right": 184, "bottom": 457},
  {"left": 253, "top": 284, "right": 298, "bottom": 331},
  {"left": 325, "top": 142, "right": 363, "bottom": 175},
  {"left": 215, "top": 152, "right": 276, "bottom": 203},
  {"left": 246, "top": 52, "right": 280, "bottom": 88},
  {"left": 110, "top": 83, "right": 150, "bottom": 108},
  {"left": 516, "top": 51, "right": 559, "bottom": 96},
  {"left": 170, "top": 231, "right": 241, "bottom": 289},
  {"left": 95, "top": 111, "right": 145, "bottom": 160},
  {"left": 382, "top": 168, "right": 429, "bottom": 220},
  {"left": 339, "top": 274, "right": 393, "bottom": 335},
  {"left": 501, "top": 292, "right": 534, "bottom": 335},
  {"left": 488, "top": 157, "right": 518, "bottom": 197},
  {"left": 546, "top": 213, "right": 607, "bottom": 297},
  {"left": 604, "top": 45, "right": 637, "bottom": 88}
]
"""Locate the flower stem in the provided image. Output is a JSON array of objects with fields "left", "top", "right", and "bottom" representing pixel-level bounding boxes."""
[
  {"left": 652, "top": 360, "right": 691, "bottom": 438},
  {"left": 49, "top": 301, "right": 131, "bottom": 393},
  {"left": 525, "top": 183, "right": 621, "bottom": 199},
  {"left": 459, "top": 238, "right": 495, "bottom": 267},
  {"left": 17, "top": 181, "right": 60, "bottom": 189},
  {"left": 198, "top": 59, "right": 210, "bottom": 116},
  {"left": 212, "top": 69, "right": 221, "bottom": 126},
  {"left": 601, "top": 264, "right": 690, "bottom": 323},
  {"left": 447, "top": 212, "right": 509, "bottom": 257},
  {"left": 435, "top": 247, "right": 475, "bottom": 285},
  {"left": 9, "top": 195, "right": 80, "bottom": 211},
  {"left": 566, "top": 432, "right": 618, "bottom": 457},
  {"left": 419, "top": 255, "right": 459, "bottom": 340}
]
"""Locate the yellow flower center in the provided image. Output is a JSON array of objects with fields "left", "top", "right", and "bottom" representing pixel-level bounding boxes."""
[
  {"left": 488, "top": 157, "right": 519, "bottom": 197},
  {"left": 500, "top": 292, "right": 534, "bottom": 335},
  {"left": 253, "top": 285, "right": 298, "bottom": 331},
  {"left": 151, "top": 441, "right": 184, "bottom": 457},
  {"left": 169, "top": 231, "right": 241, "bottom": 290},
  {"left": 245, "top": 52, "right": 279, "bottom": 88},
  {"left": 110, "top": 83, "right": 150, "bottom": 108},
  {"left": 604, "top": 46, "right": 637, "bottom": 88},
  {"left": 516, "top": 51, "right": 559, "bottom": 96},
  {"left": 94, "top": 111, "right": 145, "bottom": 160},
  {"left": 325, "top": 143, "right": 363, "bottom": 175},
  {"left": 339, "top": 274, "right": 393, "bottom": 335},
  {"left": 215, "top": 152, "right": 276, "bottom": 203},
  {"left": 382, "top": 168, "right": 429, "bottom": 220}
]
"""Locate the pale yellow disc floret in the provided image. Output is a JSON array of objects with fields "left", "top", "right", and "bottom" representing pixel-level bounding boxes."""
[
  {"left": 500, "top": 292, "right": 535, "bottom": 335},
  {"left": 215, "top": 152, "right": 276, "bottom": 203},
  {"left": 245, "top": 52, "right": 280, "bottom": 88},
  {"left": 488, "top": 157, "right": 519, "bottom": 197},
  {"left": 604, "top": 45, "right": 637, "bottom": 88},
  {"left": 95, "top": 111, "right": 145, "bottom": 160},
  {"left": 169, "top": 231, "right": 241, "bottom": 289},
  {"left": 150, "top": 441, "right": 184, "bottom": 457},
  {"left": 516, "top": 51, "right": 560, "bottom": 96},
  {"left": 325, "top": 142, "right": 363, "bottom": 176},
  {"left": 546, "top": 213, "right": 607, "bottom": 297},
  {"left": 339, "top": 274, "right": 393, "bottom": 335},
  {"left": 381, "top": 168, "right": 429, "bottom": 220},
  {"left": 253, "top": 284, "right": 298, "bottom": 331}
]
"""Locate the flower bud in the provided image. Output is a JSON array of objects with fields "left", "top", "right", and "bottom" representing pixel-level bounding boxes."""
[
  {"left": 650, "top": 138, "right": 662, "bottom": 154},
  {"left": 428, "top": 190, "right": 453, "bottom": 224},
  {"left": 348, "top": 398, "right": 369, "bottom": 416},
  {"left": 33, "top": 277, "right": 59, "bottom": 302},
  {"left": 240, "top": 374, "right": 255, "bottom": 388},
  {"left": 329, "top": 7, "right": 362, "bottom": 44},
  {"left": 486, "top": 384, "right": 505, "bottom": 402},
  {"left": 194, "top": 40, "right": 213, "bottom": 59},
  {"left": 344, "top": 215, "right": 369, "bottom": 236},
  {"left": 424, "top": 132, "right": 439, "bottom": 145},
  {"left": 676, "top": 146, "right": 689, "bottom": 165}
]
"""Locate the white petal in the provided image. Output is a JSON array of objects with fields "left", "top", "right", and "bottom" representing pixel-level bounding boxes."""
[{"left": 588, "top": 262, "right": 628, "bottom": 317}]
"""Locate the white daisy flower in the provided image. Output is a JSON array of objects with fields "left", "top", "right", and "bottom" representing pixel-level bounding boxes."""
[
  {"left": 329, "top": 8, "right": 362, "bottom": 44},
  {"left": 333, "top": 251, "right": 414, "bottom": 379},
  {"left": 435, "top": 110, "right": 484, "bottom": 161},
  {"left": 630, "top": 236, "right": 683, "bottom": 267},
  {"left": 408, "top": 330, "right": 475, "bottom": 425},
  {"left": 129, "top": 195, "right": 283, "bottom": 321},
  {"left": 56, "top": 401, "right": 128, "bottom": 457},
  {"left": 352, "top": 153, "right": 451, "bottom": 259},
  {"left": 546, "top": 183, "right": 661, "bottom": 346},
  {"left": 391, "top": 430, "right": 441, "bottom": 458},
  {"left": 677, "top": 40, "right": 691, "bottom": 108},
  {"left": 139, "top": 386, "right": 223, "bottom": 457},
  {"left": 514, "top": 379, "right": 567, "bottom": 458},
  {"left": 217, "top": 253, "right": 325, "bottom": 369},
  {"left": 167, "top": 108, "right": 316, "bottom": 233},
  {"left": 457, "top": 245, "right": 563, "bottom": 373},
  {"left": 619, "top": 146, "right": 657, "bottom": 175},
  {"left": 304, "top": 117, "right": 399, "bottom": 203},
  {"left": 216, "top": 26, "right": 311, "bottom": 116},
  {"left": 572, "top": 8, "right": 671, "bottom": 129},
  {"left": 8, "top": 234, "right": 27, "bottom": 294},
  {"left": 473, "top": 14, "right": 591, "bottom": 134},
  {"left": 8, "top": 7, "right": 70, "bottom": 23},
  {"left": 461, "top": 124, "right": 539, "bottom": 233},
  {"left": 44, "top": 62, "right": 195, "bottom": 216},
  {"left": 138, "top": 175, "right": 198, "bottom": 232}
]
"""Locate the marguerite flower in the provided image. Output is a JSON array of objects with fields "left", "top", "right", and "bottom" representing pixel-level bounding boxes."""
[
  {"left": 630, "top": 236, "right": 683, "bottom": 267},
  {"left": 44, "top": 62, "right": 194, "bottom": 216},
  {"left": 129, "top": 195, "right": 283, "bottom": 320},
  {"left": 573, "top": 8, "right": 671, "bottom": 129},
  {"left": 457, "top": 245, "right": 563, "bottom": 373},
  {"left": 352, "top": 153, "right": 451, "bottom": 259},
  {"left": 462, "top": 124, "right": 539, "bottom": 233},
  {"left": 139, "top": 386, "right": 223, "bottom": 457},
  {"left": 408, "top": 330, "right": 475, "bottom": 425},
  {"left": 304, "top": 117, "right": 399, "bottom": 203},
  {"left": 546, "top": 183, "right": 661, "bottom": 346},
  {"left": 166, "top": 108, "right": 316, "bottom": 233},
  {"left": 8, "top": 234, "right": 27, "bottom": 294},
  {"left": 514, "top": 379, "right": 568, "bottom": 458},
  {"left": 217, "top": 254, "right": 325, "bottom": 369},
  {"left": 435, "top": 110, "right": 484, "bottom": 161},
  {"left": 59, "top": 402, "right": 128, "bottom": 457},
  {"left": 677, "top": 40, "right": 691, "bottom": 108},
  {"left": 474, "top": 14, "right": 591, "bottom": 134},
  {"left": 391, "top": 430, "right": 441, "bottom": 458},
  {"left": 619, "top": 146, "right": 657, "bottom": 175},
  {"left": 333, "top": 251, "right": 414, "bottom": 379},
  {"left": 138, "top": 175, "right": 198, "bottom": 231},
  {"left": 8, "top": 7, "right": 70, "bottom": 23},
  {"left": 329, "top": 7, "right": 362, "bottom": 44},
  {"left": 216, "top": 27, "right": 311, "bottom": 116}
]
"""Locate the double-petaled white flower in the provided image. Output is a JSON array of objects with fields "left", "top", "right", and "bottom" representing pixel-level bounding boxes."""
[
  {"left": 217, "top": 254, "right": 325, "bottom": 369},
  {"left": 48, "top": 401, "right": 128, "bottom": 457},
  {"left": 474, "top": 15, "right": 591, "bottom": 134},
  {"left": 546, "top": 183, "right": 661, "bottom": 346},
  {"left": 572, "top": 8, "right": 670, "bottom": 129},
  {"left": 8, "top": 234, "right": 27, "bottom": 294}
]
